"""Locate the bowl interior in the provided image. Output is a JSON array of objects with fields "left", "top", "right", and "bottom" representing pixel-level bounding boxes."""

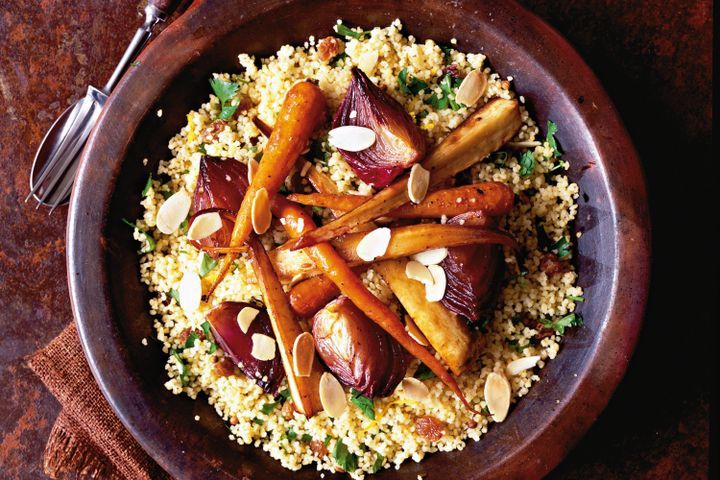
[{"left": 72, "top": 1, "right": 649, "bottom": 479}]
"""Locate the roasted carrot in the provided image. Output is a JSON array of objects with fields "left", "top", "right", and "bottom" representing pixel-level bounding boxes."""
[
  {"left": 247, "top": 236, "right": 324, "bottom": 416},
  {"left": 269, "top": 196, "right": 480, "bottom": 414},
  {"left": 290, "top": 98, "right": 521, "bottom": 250},
  {"left": 207, "top": 82, "right": 326, "bottom": 297},
  {"left": 288, "top": 182, "right": 515, "bottom": 219}
]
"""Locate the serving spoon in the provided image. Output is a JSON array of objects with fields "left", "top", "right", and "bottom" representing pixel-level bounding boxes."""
[{"left": 26, "top": 0, "right": 182, "bottom": 213}]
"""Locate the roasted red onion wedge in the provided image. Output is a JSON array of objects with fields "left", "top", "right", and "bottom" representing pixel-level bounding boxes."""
[
  {"left": 192, "top": 155, "right": 249, "bottom": 213},
  {"left": 312, "top": 296, "right": 408, "bottom": 397},
  {"left": 441, "top": 211, "right": 504, "bottom": 321},
  {"left": 206, "top": 302, "right": 285, "bottom": 394},
  {"left": 332, "top": 68, "right": 426, "bottom": 188}
]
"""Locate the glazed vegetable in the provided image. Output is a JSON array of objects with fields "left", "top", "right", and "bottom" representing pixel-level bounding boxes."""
[
  {"left": 270, "top": 195, "right": 480, "bottom": 413},
  {"left": 187, "top": 208, "right": 236, "bottom": 257},
  {"left": 206, "top": 302, "right": 285, "bottom": 393},
  {"left": 290, "top": 98, "right": 522, "bottom": 250},
  {"left": 373, "top": 260, "right": 481, "bottom": 375},
  {"left": 332, "top": 67, "right": 426, "bottom": 187},
  {"left": 248, "top": 236, "right": 324, "bottom": 416},
  {"left": 287, "top": 182, "right": 515, "bottom": 219},
  {"left": 192, "top": 155, "right": 249, "bottom": 213},
  {"left": 207, "top": 81, "right": 327, "bottom": 297},
  {"left": 441, "top": 211, "right": 503, "bottom": 320},
  {"left": 312, "top": 296, "right": 408, "bottom": 397}
]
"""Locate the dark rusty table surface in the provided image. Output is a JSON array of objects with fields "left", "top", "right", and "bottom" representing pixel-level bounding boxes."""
[{"left": 0, "top": 1, "right": 712, "bottom": 478}]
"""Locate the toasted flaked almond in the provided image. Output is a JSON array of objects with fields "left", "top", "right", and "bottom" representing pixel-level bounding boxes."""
[
  {"left": 484, "top": 372, "right": 511, "bottom": 422},
  {"left": 404, "top": 315, "right": 429, "bottom": 346},
  {"left": 357, "top": 50, "right": 378, "bottom": 73},
  {"left": 425, "top": 264, "right": 446, "bottom": 302},
  {"left": 186, "top": 211, "right": 223, "bottom": 241},
  {"left": 408, "top": 164, "right": 430, "bottom": 204},
  {"left": 250, "top": 333, "right": 276, "bottom": 361},
  {"left": 411, "top": 248, "right": 448, "bottom": 266},
  {"left": 177, "top": 271, "right": 201, "bottom": 312},
  {"left": 251, "top": 188, "right": 272, "bottom": 234},
  {"left": 292, "top": 332, "right": 315, "bottom": 377},
  {"left": 319, "top": 372, "right": 347, "bottom": 417},
  {"left": 455, "top": 69, "right": 488, "bottom": 107},
  {"left": 236, "top": 306, "right": 260, "bottom": 334},
  {"left": 156, "top": 191, "right": 191, "bottom": 234},
  {"left": 328, "top": 126, "right": 376, "bottom": 152},
  {"left": 405, "top": 260, "right": 434, "bottom": 285},
  {"left": 506, "top": 355, "right": 541, "bottom": 376},
  {"left": 355, "top": 227, "right": 391, "bottom": 261},
  {"left": 399, "top": 377, "right": 429, "bottom": 401},
  {"left": 247, "top": 158, "right": 259, "bottom": 183}
]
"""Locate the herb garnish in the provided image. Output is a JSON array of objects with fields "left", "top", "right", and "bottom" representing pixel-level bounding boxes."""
[
  {"left": 284, "top": 429, "right": 298, "bottom": 441},
  {"left": 142, "top": 174, "right": 153, "bottom": 196},
  {"left": 160, "top": 190, "right": 173, "bottom": 200},
  {"left": 540, "top": 312, "right": 583, "bottom": 335},
  {"left": 171, "top": 349, "right": 190, "bottom": 386},
  {"left": 350, "top": 388, "right": 375, "bottom": 420},
  {"left": 551, "top": 237, "right": 571, "bottom": 258},
  {"left": 199, "top": 253, "right": 219, "bottom": 277},
  {"left": 260, "top": 402, "right": 278, "bottom": 415},
  {"left": 332, "top": 439, "right": 358, "bottom": 472},
  {"left": 121, "top": 218, "right": 156, "bottom": 253},
  {"left": 324, "top": 435, "right": 332, "bottom": 447},
  {"left": 330, "top": 52, "right": 348, "bottom": 67},
  {"left": 198, "top": 144, "right": 207, "bottom": 154},
  {"left": 398, "top": 67, "right": 428, "bottom": 95},
  {"left": 426, "top": 73, "right": 464, "bottom": 111},
  {"left": 251, "top": 417, "right": 264, "bottom": 425},
  {"left": 200, "top": 321, "right": 217, "bottom": 353},
  {"left": 278, "top": 388, "right": 291, "bottom": 402},
  {"left": 209, "top": 78, "right": 240, "bottom": 120},
  {"left": 566, "top": 295, "right": 585, "bottom": 302},
  {"left": 334, "top": 23, "right": 371, "bottom": 39},
  {"left": 179, "top": 217, "right": 189, "bottom": 235},
  {"left": 440, "top": 45, "right": 453, "bottom": 64},
  {"left": 372, "top": 452, "right": 385, "bottom": 473},
  {"left": 184, "top": 331, "right": 200, "bottom": 349},
  {"left": 519, "top": 151, "right": 535, "bottom": 178},
  {"left": 168, "top": 288, "right": 181, "bottom": 304},
  {"left": 413, "top": 363, "right": 435, "bottom": 380},
  {"left": 491, "top": 151, "right": 508, "bottom": 167},
  {"left": 301, "top": 433, "right": 313, "bottom": 443},
  {"left": 546, "top": 120, "right": 561, "bottom": 158}
]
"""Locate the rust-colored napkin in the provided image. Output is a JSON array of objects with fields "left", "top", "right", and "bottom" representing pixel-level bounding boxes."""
[{"left": 28, "top": 322, "right": 171, "bottom": 480}]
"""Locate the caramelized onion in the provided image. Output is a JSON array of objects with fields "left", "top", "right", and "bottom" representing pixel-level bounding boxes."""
[
  {"left": 206, "top": 302, "right": 285, "bottom": 394},
  {"left": 333, "top": 68, "right": 426, "bottom": 188},
  {"left": 192, "top": 155, "right": 249, "bottom": 213},
  {"left": 312, "top": 296, "right": 408, "bottom": 397}
]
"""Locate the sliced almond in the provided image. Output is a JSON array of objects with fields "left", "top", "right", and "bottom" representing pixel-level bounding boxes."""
[
  {"left": 405, "top": 260, "right": 434, "bottom": 285},
  {"left": 506, "top": 355, "right": 541, "bottom": 376},
  {"left": 408, "top": 164, "right": 430, "bottom": 204},
  {"left": 355, "top": 227, "right": 391, "bottom": 261},
  {"left": 328, "top": 126, "right": 376, "bottom": 152},
  {"left": 177, "top": 271, "right": 201, "bottom": 312},
  {"left": 247, "top": 158, "right": 259, "bottom": 183},
  {"left": 251, "top": 188, "right": 272, "bottom": 234},
  {"left": 319, "top": 372, "right": 347, "bottom": 417},
  {"left": 411, "top": 248, "right": 448, "bottom": 266},
  {"left": 484, "top": 372, "right": 511, "bottom": 422},
  {"left": 250, "top": 333, "right": 276, "bottom": 361},
  {"left": 292, "top": 332, "right": 315, "bottom": 377},
  {"left": 404, "top": 314, "right": 429, "bottom": 346},
  {"left": 236, "top": 306, "right": 260, "bottom": 334},
  {"left": 156, "top": 191, "right": 191, "bottom": 234},
  {"left": 398, "top": 377, "right": 429, "bottom": 401},
  {"left": 357, "top": 50, "right": 378, "bottom": 73},
  {"left": 455, "top": 70, "right": 488, "bottom": 107},
  {"left": 186, "top": 211, "right": 223, "bottom": 241},
  {"left": 424, "top": 264, "right": 446, "bottom": 302}
]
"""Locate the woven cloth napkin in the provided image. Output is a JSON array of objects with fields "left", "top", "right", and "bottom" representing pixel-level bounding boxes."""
[{"left": 27, "top": 322, "right": 171, "bottom": 480}]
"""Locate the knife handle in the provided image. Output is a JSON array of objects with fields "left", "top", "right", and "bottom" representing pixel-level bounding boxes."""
[{"left": 148, "top": 0, "right": 183, "bottom": 17}]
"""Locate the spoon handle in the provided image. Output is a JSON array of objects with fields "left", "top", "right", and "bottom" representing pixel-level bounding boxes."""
[{"left": 102, "top": 0, "right": 184, "bottom": 93}]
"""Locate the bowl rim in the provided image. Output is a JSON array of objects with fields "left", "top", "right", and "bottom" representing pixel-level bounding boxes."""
[{"left": 67, "top": 0, "right": 651, "bottom": 478}]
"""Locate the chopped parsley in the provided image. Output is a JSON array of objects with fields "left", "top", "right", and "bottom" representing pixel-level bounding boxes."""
[
  {"left": 199, "top": 253, "right": 219, "bottom": 277},
  {"left": 372, "top": 452, "right": 384, "bottom": 473},
  {"left": 209, "top": 78, "right": 240, "bottom": 120},
  {"left": 160, "top": 190, "right": 173, "bottom": 200},
  {"left": 566, "top": 294, "right": 585, "bottom": 302},
  {"left": 251, "top": 417, "right": 264, "bottom": 425},
  {"left": 551, "top": 237, "right": 571, "bottom": 258},
  {"left": 491, "top": 150, "right": 508, "bottom": 167},
  {"left": 546, "top": 120, "right": 561, "bottom": 158},
  {"left": 426, "top": 73, "right": 464, "bottom": 111},
  {"left": 171, "top": 349, "right": 190, "bottom": 386},
  {"left": 540, "top": 312, "right": 583, "bottom": 335},
  {"left": 198, "top": 143, "right": 207, "bottom": 154},
  {"left": 301, "top": 433, "right": 313, "bottom": 443},
  {"left": 260, "top": 402, "right": 278, "bottom": 415},
  {"left": 142, "top": 174, "right": 153, "bottom": 196},
  {"left": 121, "top": 218, "right": 156, "bottom": 253},
  {"left": 334, "top": 23, "right": 371, "bottom": 39},
  {"left": 413, "top": 363, "right": 435, "bottom": 380},
  {"left": 179, "top": 217, "right": 189, "bottom": 235},
  {"left": 184, "top": 331, "right": 200, "bottom": 349},
  {"left": 507, "top": 339, "right": 529, "bottom": 353},
  {"left": 440, "top": 45, "right": 453, "bottom": 64},
  {"left": 350, "top": 388, "right": 375, "bottom": 420},
  {"left": 519, "top": 151, "right": 535, "bottom": 178},
  {"left": 200, "top": 321, "right": 217, "bottom": 353},
  {"left": 332, "top": 439, "right": 358, "bottom": 472},
  {"left": 398, "top": 67, "right": 428, "bottom": 95},
  {"left": 168, "top": 288, "right": 181, "bottom": 304},
  {"left": 284, "top": 429, "right": 297, "bottom": 441},
  {"left": 330, "top": 52, "right": 348, "bottom": 67},
  {"left": 324, "top": 435, "right": 332, "bottom": 447},
  {"left": 277, "top": 388, "right": 291, "bottom": 402}
]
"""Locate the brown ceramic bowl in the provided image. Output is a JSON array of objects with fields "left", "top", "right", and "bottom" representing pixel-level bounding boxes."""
[{"left": 67, "top": 0, "right": 650, "bottom": 478}]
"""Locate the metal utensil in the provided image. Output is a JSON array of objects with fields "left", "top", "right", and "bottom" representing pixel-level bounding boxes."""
[{"left": 27, "top": 0, "right": 182, "bottom": 213}]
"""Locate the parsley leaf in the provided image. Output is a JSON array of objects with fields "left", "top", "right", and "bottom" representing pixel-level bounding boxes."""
[
  {"left": 413, "top": 363, "right": 435, "bottom": 380},
  {"left": 332, "top": 439, "right": 358, "bottom": 472},
  {"left": 440, "top": 45, "right": 453, "bottom": 64},
  {"left": 260, "top": 402, "right": 278, "bottom": 415},
  {"left": 519, "top": 151, "right": 535, "bottom": 178},
  {"left": 160, "top": 190, "right": 173, "bottom": 200},
  {"left": 425, "top": 73, "right": 464, "bottom": 111},
  {"left": 330, "top": 52, "right": 348, "bottom": 67},
  {"left": 209, "top": 78, "right": 240, "bottom": 120},
  {"left": 142, "top": 174, "right": 153, "bottom": 196},
  {"left": 301, "top": 433, "right": 313, "bottom": 443},
  {"left": 334, "top": 23, "right": 371, "bottom": 39},
  {"left": 278, "top": 388, "right": 291, "bottom": 402},
  {"left": 184, "top": 331, "right": 200, "bottom": 349},
  {"left": 121, "top": 218, "right": 156, "bottom": 253},
  {"left": 398, "top": 68, "right": 428, "bottom": 95},
  {"left": 566, "top": 294, "right": 585, "bottom": 302},
  {"left": 252, "top": 417, "right": 264, "bottom": 425},
  {"left": 540, "top": 313, "right": 583, "bottom": 335},
  {"left": 492, "top": 151, "right": 508, "bottom": 167},
  {"left": 171, "top": 349, "right": 190, "bottom": 386},
  {"left": 551, "top": 237, "right": 571, "bottom": 258},
  {"left": 284, "top": 429, "right": 297, "bottom": 441},
  {"left": 372, "top": 452, "right": 385, "bottom": 473},
  {"left": 168, "top": 288, "right": 181, "bottom": 304},
  {"left": 546, "top": 120, "right": 561, "bottom": 158},
  {"left": 179, "top": 217, "right": 189, "bottom": 235},
  {"left": 200, "top": 321, "right": 217, "bottom": 353},
  {"left": 199, "top": 253, "right": 218, "bottom": 277},
  {"left": 350, "top": 388, "right": 375, "bottom": 420},
  {"left": 198, "top": 144, "right": 207, "bottom": 154}
]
